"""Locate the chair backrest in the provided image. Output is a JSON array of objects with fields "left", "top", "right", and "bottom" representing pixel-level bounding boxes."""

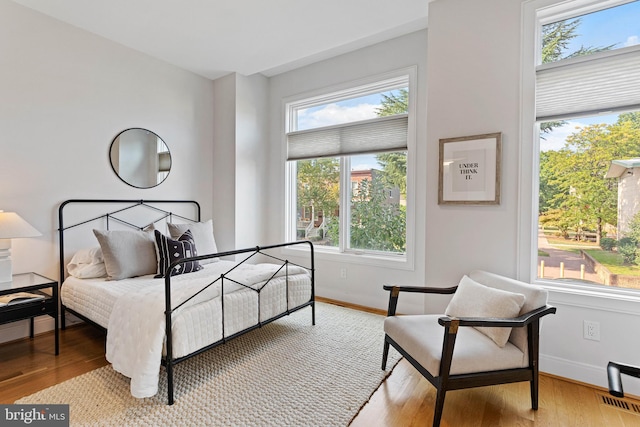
[{"left": 469, "top": 270, "right": 548, "bottom": 352}]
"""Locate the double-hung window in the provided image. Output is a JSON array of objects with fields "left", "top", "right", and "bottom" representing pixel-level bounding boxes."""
[
  {"left": 531, "top": 0, "right": 640, "bottom": 289},
  {"left": 284, "top": 69, "right": 415, "bottom": 262}
]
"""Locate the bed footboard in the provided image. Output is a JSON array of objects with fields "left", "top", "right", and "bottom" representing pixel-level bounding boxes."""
[{"left": 163, "top": 240, "right": 315, "bottom": 405}]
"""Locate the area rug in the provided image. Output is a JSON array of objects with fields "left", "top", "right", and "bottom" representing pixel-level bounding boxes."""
[{"left": 17, "top": 302, "right": 401, "bottom": 426}]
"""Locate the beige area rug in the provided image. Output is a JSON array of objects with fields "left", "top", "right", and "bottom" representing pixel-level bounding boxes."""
[{"left": 17, "top": 302, "right": 401, "bottom": 426}]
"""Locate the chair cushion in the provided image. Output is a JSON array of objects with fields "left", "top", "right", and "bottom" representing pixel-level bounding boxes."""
[
  {"left": 445, "top": 275, "right": 525, "bottom": 347},
  {"left": 469, "top": 270, "right": 548, "bottom": 352},
  {"left": 384, "top": 314, "right": 527, "bottom": 377}
]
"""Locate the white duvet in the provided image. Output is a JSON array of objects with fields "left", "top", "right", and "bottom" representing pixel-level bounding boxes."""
[{"left": 106, "top": 262, "right": 308, "bottom": 398}]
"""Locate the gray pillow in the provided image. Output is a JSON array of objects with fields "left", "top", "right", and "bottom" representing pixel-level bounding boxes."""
[
  {"left": 93, "top": 229, "right": 157, "bottom": 280},
  {"left": 167, "top": 219, "right": 218, "bottom": 264}
]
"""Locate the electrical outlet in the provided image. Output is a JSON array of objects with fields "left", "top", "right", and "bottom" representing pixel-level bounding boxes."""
[
  {"left": 583, "top": 320, "right": 600, "bottom": 341},
  {"left": 340, "top": 268, "right": 347, "bottom": 279}
]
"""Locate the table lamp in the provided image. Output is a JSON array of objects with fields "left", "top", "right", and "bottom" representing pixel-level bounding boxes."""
[{"left": 0, "top": 211, "right": 42, "bottom": 282}]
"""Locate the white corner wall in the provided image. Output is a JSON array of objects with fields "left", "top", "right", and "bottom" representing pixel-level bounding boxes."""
[
  {"left": 0, "top": 0, "right": 214, "bottom": 343},
  {"left": 212, "top": 74, "right": 238, "bottom": 251},
  {"left": 212, "top": 73, "right": 270, "bottom": 252},
  {"left": 267, "top": 30, "right": 428, "bottom": 314},
  {"left": 235, "top": 73, "right": 270, "bottom": 248},
  {"left": 426, "top": 0, "right": 640, "bottom": 396}
]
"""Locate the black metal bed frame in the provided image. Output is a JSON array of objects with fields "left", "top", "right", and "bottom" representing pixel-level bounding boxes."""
[{"left": 58, "top": 199, "right": 315, "bottom": 404}]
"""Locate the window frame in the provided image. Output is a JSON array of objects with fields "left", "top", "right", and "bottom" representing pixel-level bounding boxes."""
[
  {"left": 282, "top": 67, "right": 417, "bottom": 269},
  {"left": 519, "top": 0, "right": 640, "bottom": 302}
]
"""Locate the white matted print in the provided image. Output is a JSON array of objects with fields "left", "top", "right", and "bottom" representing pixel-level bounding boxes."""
[{"left": 438, "top": 133, "right": 501, "bottom": 205}]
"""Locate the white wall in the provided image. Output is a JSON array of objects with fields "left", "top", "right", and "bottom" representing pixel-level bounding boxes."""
[
  {"left": 212, "top": 73, "right": 270, "bottom": 252},
  {"left": 235, "top": 74, "right": 270, "bottom": 248},
  {"left": 267, "top": 30, "right": 428, "bottom": 314},
  {"left": 212, "top": 74, "right": 237, "bottom": 251},
  {"left": 426, "top": 0, "right": 640, "bottom": 396},
  {"left": 0, "top": 0, "right": 215, "bottom": 343}
]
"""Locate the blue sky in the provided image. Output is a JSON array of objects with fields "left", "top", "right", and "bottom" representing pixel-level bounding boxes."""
[
  {"left": 296, "top": 90, "right": 404, "bottom": 170},
  {"left": 564, "top": 0, "right": 640, "bottom": 51},
  {"left": 541, "top": 1, "right": 639, "bottom": 151},
  {"left": 296, "top": 91, "right": 399, "bottom": 131}
]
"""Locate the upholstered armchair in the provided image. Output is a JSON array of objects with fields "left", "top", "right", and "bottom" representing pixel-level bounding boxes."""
[{"left": 382, "top": 270, "right": 556, "bottom": 427}]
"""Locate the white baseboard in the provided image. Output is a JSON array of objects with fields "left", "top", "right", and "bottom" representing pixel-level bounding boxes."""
[
  {"left": 0, "top": 314, "right": 83, "bottom": 345},
  {"left": 0, "top": 316, "right": 54, "bottom": 344},
  {"left": 541, "top": 353, "right": 640, "bottom": 397}
]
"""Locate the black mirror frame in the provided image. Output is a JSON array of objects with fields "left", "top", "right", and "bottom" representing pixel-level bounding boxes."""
[{"left": 109, "top": 128, "right": 171, "bottom": 189}]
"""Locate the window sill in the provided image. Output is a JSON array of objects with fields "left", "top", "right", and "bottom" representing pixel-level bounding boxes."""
[
  {"left": 282, "top": 245, "right": 414, "bottom": 271},
  {"left": 535, "top": 278, "right": 640, "bottom": 315}
]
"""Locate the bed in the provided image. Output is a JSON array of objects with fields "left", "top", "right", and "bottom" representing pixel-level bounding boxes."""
[{"left": 58, "top": 199, "right": 315, "bottom": 404}]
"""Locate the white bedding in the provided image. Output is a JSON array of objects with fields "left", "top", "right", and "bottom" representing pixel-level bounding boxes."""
[{"left": 60, "top": 261, "right": 312, "bottom": 398}]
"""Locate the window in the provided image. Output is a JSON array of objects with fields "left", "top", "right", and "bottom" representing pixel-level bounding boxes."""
[
  {"left": 285, "top": 70, "right": 415, "bottom": 261},
  {"left": 533, "top": 0, "right": 640, "bottom": 289}
]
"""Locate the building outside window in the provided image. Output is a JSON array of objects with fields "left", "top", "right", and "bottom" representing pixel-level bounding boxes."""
[
  {"left": 534, "top": 0, "right": 640, "bottom": 289},
  {"left": 285, "top": 70, "right": 414, "bottom": 260}
]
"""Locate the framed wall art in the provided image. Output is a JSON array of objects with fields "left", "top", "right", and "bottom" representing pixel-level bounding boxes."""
[{"left": 438, "top": 132, "right": 501, "bottom": 205}]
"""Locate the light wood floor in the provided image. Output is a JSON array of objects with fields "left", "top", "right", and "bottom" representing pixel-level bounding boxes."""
[{"left": 2, "top": 304, "right": 640, "bottom": 426}]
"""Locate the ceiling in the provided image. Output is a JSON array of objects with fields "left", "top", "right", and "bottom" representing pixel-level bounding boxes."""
[{"left": 11, "top": 0, "right": 430, "bottom": 80}]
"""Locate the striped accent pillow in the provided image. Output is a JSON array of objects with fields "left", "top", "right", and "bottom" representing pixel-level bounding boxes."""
[{"left": 154, "top": 229, "right": 203, "bottom": 278}]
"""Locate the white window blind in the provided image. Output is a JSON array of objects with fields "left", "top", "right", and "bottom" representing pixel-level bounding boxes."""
[
  {"left": 286, "top": 114, "right": 408, "bottom": 161},
  {"left": 536, "top": 45, "right": 640, "bottom": 122}
]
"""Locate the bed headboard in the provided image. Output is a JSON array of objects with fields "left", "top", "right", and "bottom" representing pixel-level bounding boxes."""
[{"left": 58, "top": 199, "right": 201, "bottom": 284}]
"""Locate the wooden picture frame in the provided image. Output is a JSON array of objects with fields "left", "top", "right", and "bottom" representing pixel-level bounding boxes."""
[{"left": 438, "top": 132, "right": 501, "bottom": 205}]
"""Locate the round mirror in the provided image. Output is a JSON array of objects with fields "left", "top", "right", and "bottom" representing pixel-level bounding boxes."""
[{"left": 109, "top": 128, "right": 171, "bottom": 188}]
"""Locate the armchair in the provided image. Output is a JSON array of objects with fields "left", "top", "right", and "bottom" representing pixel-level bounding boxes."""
[{"left": 382, "top": 270, "right": 556, "bottom": 427}]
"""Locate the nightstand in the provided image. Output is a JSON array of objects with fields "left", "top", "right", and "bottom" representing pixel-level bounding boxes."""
[{"left": 0, "top": 272, "right": 59, "bottom": 355}]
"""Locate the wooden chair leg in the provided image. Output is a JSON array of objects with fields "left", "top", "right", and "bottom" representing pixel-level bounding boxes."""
[
  {"left": 433, "top": 387, "right": 447, "bottom": 427},
  {"left": 528, "top": 320, "right": 540, "bottom": 410},
  {"left": 382, "top": 338, "right": 390, "bottom": 370}
]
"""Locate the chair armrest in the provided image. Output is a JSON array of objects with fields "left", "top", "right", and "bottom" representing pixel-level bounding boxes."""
[
  {"left": 438, "top": 305, "right": 556, "bottom": 329},
  {"left": 383, "top": 284, "right": 458, "bottom": 294},
  {"left": 383, "top": 284, "right": 458, "bottom": 316}
]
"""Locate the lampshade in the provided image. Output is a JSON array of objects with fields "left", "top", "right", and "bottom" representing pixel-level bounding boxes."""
[
  {"left": 0, "top": 211, "right": 42, "bottom": 238},
  {"left": 0, "top": 211, "right": 41, "bottom": 282}
]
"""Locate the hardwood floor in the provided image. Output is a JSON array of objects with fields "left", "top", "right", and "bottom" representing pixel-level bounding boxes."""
[
  {"left": 2, "top": 306, "right": 640, "bottom": 426},
  {"left": 0, "top": 323, "right": 107, "bottom": 404}
]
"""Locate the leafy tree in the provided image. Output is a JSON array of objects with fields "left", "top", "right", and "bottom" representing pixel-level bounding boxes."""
[
  {"left": 627, "top": 211, "right": 640, "bottom": 243},
  {"left": 375, "top": 89, "right": 408, "bottom": 197},
  {"left": 617, "top": 112, "right": 640, "bottom": 129},
  {"left": 376, "top": 152, "right": 407, "bottom": 197},
  {"left": 375, "top": 89, "right": 408, "bottom": 117},
  {"left": 539, "top": 150, "right": 564, "bottom": 214},
  {"left": 542, "top": 120, "right": 640, "bottom": 243},
  {"left": 296, "top": 158, "right": 339, "bottom": 228},
  {"left": 539, "top": 209, "right": 572, "bottom": 240},
  {"left": 618, "top": 237, "right": 638, "bottom": 264},
  {"left": 350, "top": 179, "right": 406, "bottom": 252}
]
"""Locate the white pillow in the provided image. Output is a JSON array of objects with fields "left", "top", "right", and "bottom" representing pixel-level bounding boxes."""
[
  {"left": 167, "top": 219, "right": 218, "bottom": 264},
  {"left": 93, "top": 229, "right": 157, "bottom": 280},
  {"left": 445, "top": 275, "right": 525, "bottom": 347},
  {"left": 67, "top": 247, "right": 107, "bottom": 279}
]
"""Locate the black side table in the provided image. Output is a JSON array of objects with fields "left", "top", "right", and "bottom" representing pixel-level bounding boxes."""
[{"left": 0, "top": 273, "right": 59, "bottom": 355}]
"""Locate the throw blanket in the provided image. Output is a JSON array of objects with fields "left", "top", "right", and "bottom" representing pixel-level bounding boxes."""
[{"left": 106, "top": 262, "right": 307, "bottom": 398}]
